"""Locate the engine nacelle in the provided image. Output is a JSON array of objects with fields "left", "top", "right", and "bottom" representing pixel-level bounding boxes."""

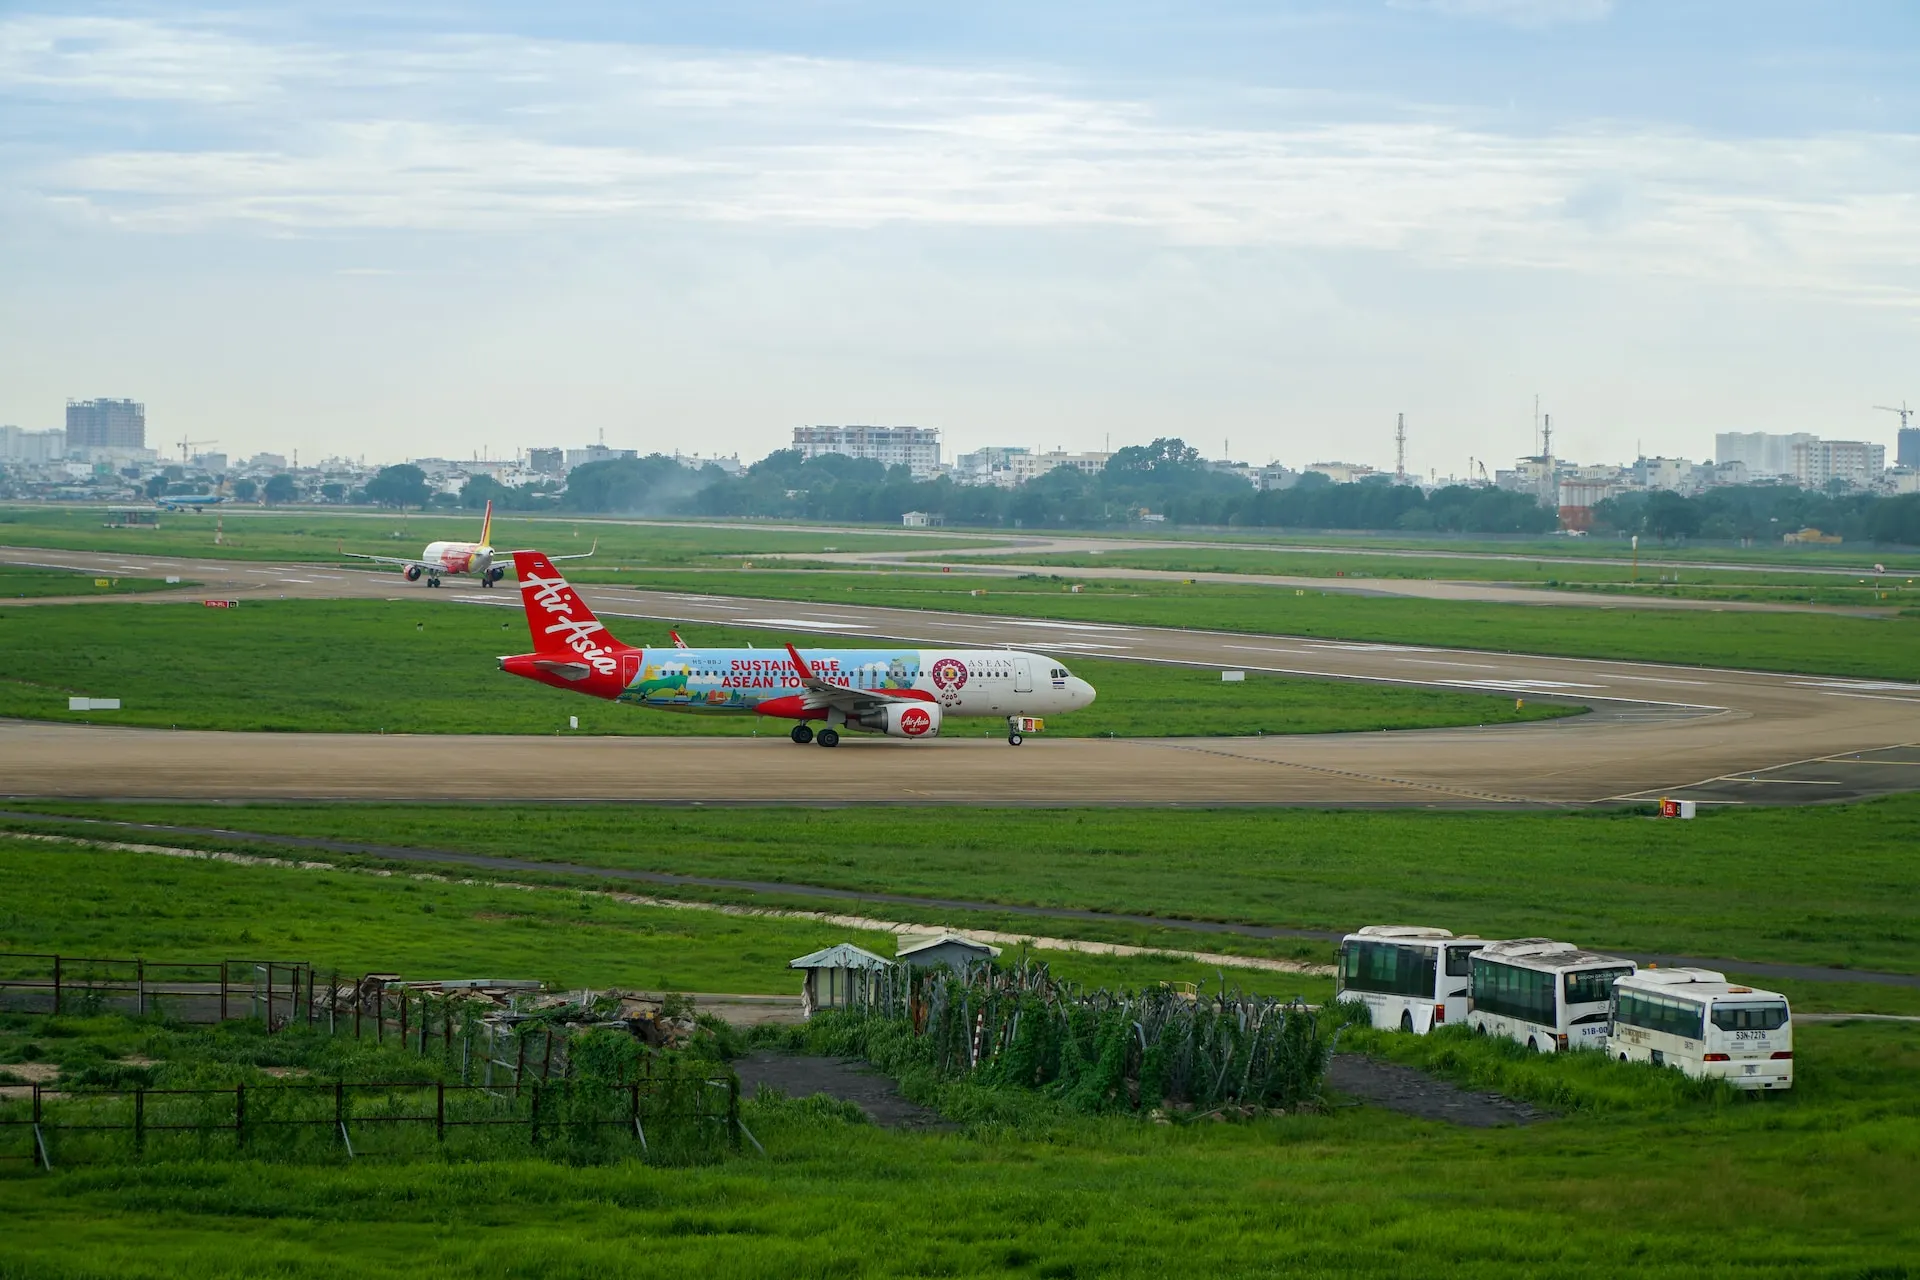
[
  {"left": 403, "top": 565, "right": 423, "bottom": 581},
  {"left": 859, "top": 701, "right": 943, "bottom": 739}
]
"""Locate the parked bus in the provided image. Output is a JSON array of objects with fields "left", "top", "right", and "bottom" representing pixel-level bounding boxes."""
[
  {"left": 1608, "top": 968, "right": 1794, "bottom": 1091},
  {"left": 1335, "top": 926, "right": 1486, "bottom": 1034},
  {"left": 1467, "top": 938, "right": 1635, "bottom": 1053}
]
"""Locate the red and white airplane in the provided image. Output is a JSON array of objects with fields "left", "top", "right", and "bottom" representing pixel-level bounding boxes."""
[
  {"left": 342, "top": 501, "right": 593, "bottom": 588},
  {"left": 498, "top": 550, "right": 1096, "bottom": 746}
]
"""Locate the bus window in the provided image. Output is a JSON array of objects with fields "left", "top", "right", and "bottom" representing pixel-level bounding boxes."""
[
  {"left": 1564, "top": 967, "right": 1633, "bottom": 1007},
  {"left": 1445, "top": 947, "right": 1475, "bottom": 977},
  {"left": 1711, "top": 1002, "right": 1789, "bottom": 1032}
]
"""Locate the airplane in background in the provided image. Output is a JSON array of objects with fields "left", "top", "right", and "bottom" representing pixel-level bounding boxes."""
[
  {"left": 342, "top": 501, "right": 594, "bottom": 588},
  {"left": 497, "top": 550, "right": 1095, "bottom": 746},
  {"left": 154, "top": 483, "right": 228, "bottom": 513}
]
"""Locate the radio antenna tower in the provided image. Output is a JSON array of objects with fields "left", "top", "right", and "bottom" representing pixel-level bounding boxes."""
[
  {"left": 1542, "top": 412, "right": 1553, "bottom": 461},
  {"left": 1394, "top": 413, "right": 1407, "bottom": 484}
]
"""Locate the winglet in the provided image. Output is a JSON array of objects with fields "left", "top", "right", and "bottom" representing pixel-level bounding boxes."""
[
  {"left": 785, "top": 643, "right": 816, "bottom": 682},
  {"left": 479, "top": 499, "right": 494, "bottom": 548}
]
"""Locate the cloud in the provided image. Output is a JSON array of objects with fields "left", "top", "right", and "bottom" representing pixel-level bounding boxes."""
[
  {"left": 1389, "top": 0, "right": 1614, "bottom": 26},
  {"left": 4, "top": 14, "right": 1918, "bottom": 306}
]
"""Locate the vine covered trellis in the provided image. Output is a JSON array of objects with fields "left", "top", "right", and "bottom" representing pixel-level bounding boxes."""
[{"left": 821, "top": 959, "right": 1332, "bottom": 1114}]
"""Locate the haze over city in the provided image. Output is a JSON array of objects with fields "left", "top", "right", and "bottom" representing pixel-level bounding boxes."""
[{"left": 2, "top": 1, "right": 1916, "bottom": 473}]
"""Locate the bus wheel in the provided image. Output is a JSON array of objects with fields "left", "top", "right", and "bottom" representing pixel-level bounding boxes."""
[
  {"left": 1527, "top": 1037, "right": 1540, "bottom": 1054},
  {"left": 1619, "top": 1053, "right": 1629, "bottom": 1063},
  {"left": 789, "top": 724, "right": 814, "bottom": 745},
  {"left": 1399, "top": 1011, "right": 1414, "bottom": 1034},
  {"left": 1472, "top": 1023, "right": 1487, "bottom": 1037}
]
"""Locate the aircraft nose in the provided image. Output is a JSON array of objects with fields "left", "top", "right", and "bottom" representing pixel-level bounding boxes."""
[{"left": 1071, "top": 677, "right": 1096, "bottom": 708}]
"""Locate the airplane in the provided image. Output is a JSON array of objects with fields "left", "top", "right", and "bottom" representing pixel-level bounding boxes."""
[
  {"left": 154, "top": 481, "right": 228, "bottom": 512},
  {"left": 341, "top": 500, "right": 594, "bottom": 588},
  {"left": 497, "top": 549, "right": 1096, "bottom": 746}
]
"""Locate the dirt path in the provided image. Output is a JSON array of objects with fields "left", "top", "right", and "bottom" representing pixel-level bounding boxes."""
[
  {"left": 1327, "top": 1054, "right": 1551, "bottom": 1127},
  {"left": 734, "top": 1052, "right": 951, "bottom": 1129}
]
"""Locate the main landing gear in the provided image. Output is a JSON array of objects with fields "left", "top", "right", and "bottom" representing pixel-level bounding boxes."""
[
  {"left": 816, "top": 728, "right": 840, "bottom": 748},
  {"left": 790, "top": 723, "right": 839, "bottom": 747},
  {"left": 790, "top": 724, "right": 813, "bottom": 745}
]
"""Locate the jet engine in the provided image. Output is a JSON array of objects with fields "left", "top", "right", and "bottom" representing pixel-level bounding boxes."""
[
  {"left": 403, "top": 565, "right": 423, "bottom": 581},
  {"left": 857, "top": 702, "right": 943, "bottom": 739}
]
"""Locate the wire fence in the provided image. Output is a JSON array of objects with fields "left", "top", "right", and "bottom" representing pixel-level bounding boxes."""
[
  {"left": 0, "top": 952, "right": 312, "bottom": 1025},
  {"left": 0, "top": 1072, "right": 742, "bottom": 1169}
]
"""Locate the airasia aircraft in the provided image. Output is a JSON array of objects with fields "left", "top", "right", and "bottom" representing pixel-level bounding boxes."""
[
  {"left": 342, "top": 501, "right": 593, "bottom": 588},
  {"left": 498, "top": 550, "right": 1096, "bottom": 746}
]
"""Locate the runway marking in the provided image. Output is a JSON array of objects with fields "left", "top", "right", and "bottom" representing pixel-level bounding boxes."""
[
  {"left": 1819, "top": 692, "right": 1920, "bottom": 704},
  {"left": 1793, "top": 679, "right": 1920, "bottom": 691},
  {"left": 735, "top": 617, "right": 871, "bottom": 630},
  {"left": 1395, "top": 659, "right": 1502, "bottom": 670},
  {"left": 1438, "top": 678, "right": 1607, "bottom": 691}
]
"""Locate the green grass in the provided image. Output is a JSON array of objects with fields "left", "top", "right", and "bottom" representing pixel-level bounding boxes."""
[
  {"left": 0, "top": 505, "right": 992, "bottom": 566},
  {"left": 0, "top": 565, "right": 177, "bottom": 598},
  {"left": 0, "top": 1019, "right": 1915, "bottom": 1276},
  {"left": 0, "top": 841, "right": 1320, "bottom": 1000},
  {"left": 593, "top": 567, "right": 1920, "bottom": 680},
  {"left": 13, "top": 798, "right": 1920, "bottom": 986},
  {"left": 0, "top": 598, "right": 1572, "bottom": 737},
  {"left": 936, "top": 546, "right": 1920, "bottom": 605}
]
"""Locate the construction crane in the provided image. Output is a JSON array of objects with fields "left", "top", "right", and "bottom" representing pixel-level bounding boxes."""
[
  {"left": 177, "top": 437, "right": 218, "bottom": 463},
  {"left": 1876, "top": 402, "right": 1914, "bottom": 431}
]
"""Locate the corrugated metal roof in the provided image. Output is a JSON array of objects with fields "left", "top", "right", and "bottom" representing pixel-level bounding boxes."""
[
  {"left": 897, "top": 933, "right": 1002, "bottom": 960},
  {"left": 788, "top": 943, "right": 894, "bottom": 971}
]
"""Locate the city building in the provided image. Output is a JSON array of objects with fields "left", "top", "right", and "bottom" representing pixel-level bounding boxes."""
[
  {"left": 1306, "top": 462, "right": 1376, "bottom": 485},
  {"left": 66, "top": 398, "right": 146, "bottom": 452},
  {"left": 1898, "top": 427, "right": 1919, "bottom": 471},
  {"left": 900, "top": 510, "right": 944, "bottom": 528},
  {"left": 1009, "top": 450, "right": 1111, "bottom": 484},
  {"left": 0, "top": 426, "right": 66, "bottom": 462},
  {"left": 951, "top": 446, "right": 1030, "bottom": 487},
  {"left": 527, "top": 448, "right": 564, "bottom": 476},
  {"left": 1716, "top": 431, "right": 1816, "bottom": 479},
  {"left": 1256, "top": 464, "right": 1299, "bottom": 491},
  {"left": 792, "top": 425, "right": 941, "bottom": 478},
  {"left": 1632, "top": 456, "right": 1699, "bottom": 494},
  {"left": 564, "top": 444, "right": 637, "bottom": 470},
  {"left": 1792, "top": 439, "right": 1885, "bottom": 490}
]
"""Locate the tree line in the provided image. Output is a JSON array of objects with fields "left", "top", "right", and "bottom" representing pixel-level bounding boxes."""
[{"left": 340, "top": 444, "right": 1920, "bottom": 544}]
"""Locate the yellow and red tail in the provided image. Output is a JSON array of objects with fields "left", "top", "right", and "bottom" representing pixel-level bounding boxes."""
[{"left": 478, "top": 499, "right": 494, "bottom": 548}]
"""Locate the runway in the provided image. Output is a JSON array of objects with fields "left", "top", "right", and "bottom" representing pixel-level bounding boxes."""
[{"left": 5, "top": 544, "right": 1920, "bottom": 806}]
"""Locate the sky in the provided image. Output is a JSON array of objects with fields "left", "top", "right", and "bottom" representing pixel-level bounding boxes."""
[{"left": 1, "top": 1, "right": 1916, "bottom": 478}]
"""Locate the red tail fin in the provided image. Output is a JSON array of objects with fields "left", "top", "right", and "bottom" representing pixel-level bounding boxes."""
[{"left": 512, "top": 550, "right": 632, "bottom": 671}]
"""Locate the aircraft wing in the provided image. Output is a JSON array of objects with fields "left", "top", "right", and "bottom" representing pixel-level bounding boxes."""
[
  {"left": 541, "top": 539, "right": 597, "bottom": 563},
  {"left": 340, "top": 551, "right": 427, "bottom": 570},
  {"left": 784, "top": 643, "right": 921, "bottom": 715}
]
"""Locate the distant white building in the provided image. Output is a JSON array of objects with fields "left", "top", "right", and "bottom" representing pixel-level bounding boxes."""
[
  {"left": 1633, "top": 456, "right": 1700, "bottom": 494},
  {"left": 793, "top": 425, "right": 942, "bottom": 478},
  {"left": 1010, "top": 450, "right": 1111, "bottom": 485},
  {"left": 1306, "top": 461, "right": 1375, "bottom": 485},
  {"left": 1793, "top": 439, "right": 1885, "bottom": 490},
  {"left": 900, "top": 510, "right": 943, "bottom": 528},
  {"left": 1716, "top": 431, "right": 1816, "bottom": 479},
  {"left": 0, "top": 426, "right": 67, "bottom": 462},
  {"left": 1256, "top": 464, "right": 1299, "bottom": 491},
  {"left": 951, "top": 446, "right": 1029, "bottom": 487},
  {"left": 565, "top": 444, "right": 637, "bottom": 470}
]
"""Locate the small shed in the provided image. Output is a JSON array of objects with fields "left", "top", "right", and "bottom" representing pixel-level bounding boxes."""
[
  {"left": 789, "top": 943, "right": 894, "bottom": 1017},
  {"left": 896, "top": 933, "right": 1001, "bottom": 972}
]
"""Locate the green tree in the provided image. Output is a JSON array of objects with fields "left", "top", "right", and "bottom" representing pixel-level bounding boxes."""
[
  {"left": 230, "top": 478, "right": 258, "bottom": 502},
  {"left": 263, "top": 473, "right": 301, "bottom": 505},
  {"left": 362, "top": 465, "right": 429, "bottom": 509}
]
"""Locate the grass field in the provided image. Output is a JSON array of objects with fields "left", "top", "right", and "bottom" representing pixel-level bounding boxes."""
[
  {"left": 591, "top": 567, "right": 1920, "bottom": 680},
  {"left": 12, "top": 798, "right": 1920, "bottom": 984},
  {"left": 0, "top": 565, "right": 177, "bottom": 599},
  {"left": 936, "top": 546, "right": 1920, "bottom": 605},
  {"left": 4, "top": 805, "right": 1919, "bottom": 1274},
  {"left": 0, "top": 840, "right": 1311, "bottom": 1000},
  {"left": 0, "top": 598, "right": 1573, "bottom": 737},
  {"left": 0, "top": 506, "right": 991, "bottom": 566}
]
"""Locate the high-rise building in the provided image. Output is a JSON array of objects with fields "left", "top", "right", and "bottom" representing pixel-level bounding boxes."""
[
  {"left": 66, "top": 398, "right": 145, "bottom": 450},
  {"left": 792, "top": 425, "right": 941, "bottom": 478},
  {"left": 1792, "top": 439, "right": 1885, "bottom": 490},
  {"left": 1716, "top": 431, "right": 1816, "bottom": 479},
  {"left": 1899, "top": 427, "right": 1920, "bottom": 471},
  {"left": 527, "top": 447, "right": 564, "bottom": 476}
]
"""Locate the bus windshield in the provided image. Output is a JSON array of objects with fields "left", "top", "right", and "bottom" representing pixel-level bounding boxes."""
[
  {"left": 1711, "top": 1002, "right": 1789, "bottom": 1032},
  {"left": 1563, "top": 966, "right": 1633, "bottom": 1007}
]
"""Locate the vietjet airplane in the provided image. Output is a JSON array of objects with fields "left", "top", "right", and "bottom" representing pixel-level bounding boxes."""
[
  {"left": 498, "top": 550, "right": 1096, "bottom": 746},
  {"left": 342, "top": 501, "right": 594, "bottom": 588}
]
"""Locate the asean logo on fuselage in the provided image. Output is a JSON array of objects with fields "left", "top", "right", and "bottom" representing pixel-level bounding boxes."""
[
  {"left": 899, "top": 706, "right": 933, "bottom": 736},
  {"left": 929, "top": 657, "right": 968, "bottom": 706}
]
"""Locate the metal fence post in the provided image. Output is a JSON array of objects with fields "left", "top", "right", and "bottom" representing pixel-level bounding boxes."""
[
  {"left": 51, "top": 955, "right": 61, "bottom": 1015},
  {"left": 134, "top": 1088, "right": 145, "bottom": 1155},
  {"left": 436, "top": 1080, "right": 445, "bottom": 1144},
  {"left": 235, "top": 1083, "right": 246, "bottom": 1150},
  {"left": 529, "top": 1083, "right": 541, "bottom": 1147},
  {"left": 219, "top": 960, "right": 228, "bottom": 1022},
  {"left": 399, "top": 990, "right": 408, "bottom": 1047},
  {"left": 728, "top": 1074, "right": 742, "bottom": 1152},
  {"left": 376, "top": 989, "right": 384, "bottom": 1044},
  {"left": 136, "top": 958, "right": 145, "bottom": 1019}
]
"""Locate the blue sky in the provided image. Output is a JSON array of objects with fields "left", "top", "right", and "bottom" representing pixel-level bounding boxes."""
[{"left": 2, "top": 2, "right": 1916, "bottom": 474}]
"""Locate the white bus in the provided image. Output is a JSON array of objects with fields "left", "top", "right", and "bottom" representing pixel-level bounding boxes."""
[
  {"left": 1608, "top": 968, "right": 1794, "bottom": 1091},
  {"left": 1467, "top": 938, "right": 1635, "bottom": 1054},
  {"left": 1335, "top": 926, "right": 1486, "bottom": 1034}
]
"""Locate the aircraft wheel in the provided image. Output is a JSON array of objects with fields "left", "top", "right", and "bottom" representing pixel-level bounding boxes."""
[
  {"left": 816, "top": 728, "right": 840, "bottom": 748},
  {"left": 428, "top": 578, "right": 441, "bottom": 588},
  {"left": 1007, "top": 732, "right": 1024, "bottom": 746},
  {"left": 790, "top": 724, "right": 814, "bottom": 745}
]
